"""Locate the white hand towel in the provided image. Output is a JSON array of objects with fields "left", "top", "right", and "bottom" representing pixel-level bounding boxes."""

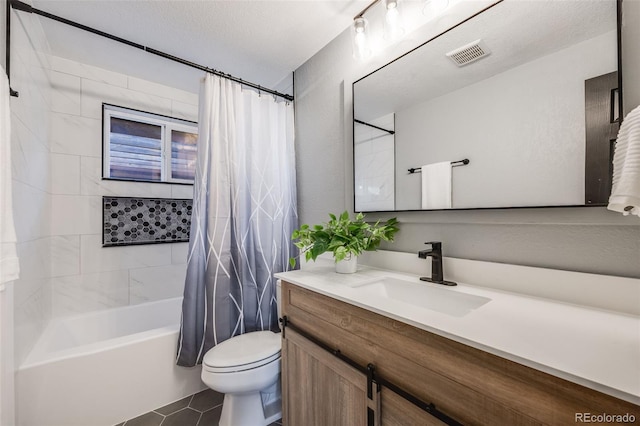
[
  {"left": 608, "top": 105, "right": 640, "bottom": 217},
  {"left": 421, "top": 162, "right": 452, "bottom": 209},
  {"left": 0, "top": 67, "right": 19, "bottom": 286}
]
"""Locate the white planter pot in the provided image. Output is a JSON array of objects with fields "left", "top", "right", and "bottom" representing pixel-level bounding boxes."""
[{"left": 335, "top": 254, "right": 358, "bottom": 274}]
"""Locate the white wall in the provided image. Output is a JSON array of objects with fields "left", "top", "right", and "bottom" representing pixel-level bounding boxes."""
[
  {"left": 47, "top": 55, "right": 196, "bottom": 318},
  {"left": 623, "top": 0, "right": 640, "bottom": 115},
  {"left": 395, "top": 31, "right": 616, "bottom": 209},
  {"left": 294, "top": 2, "right": 640, "bottom": 278}
]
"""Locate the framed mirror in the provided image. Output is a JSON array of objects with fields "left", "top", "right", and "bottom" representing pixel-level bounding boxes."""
[{"left": 353, "top": 0, "right": 621, "bottom": 212}]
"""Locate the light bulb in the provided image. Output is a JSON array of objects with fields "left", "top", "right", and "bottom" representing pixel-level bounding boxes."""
[
  {"left": 352, "top": 17, "right": 371, "bottom": 60},
  {"left": 384, "top": 0, "right": 405, "bottom": 41}
]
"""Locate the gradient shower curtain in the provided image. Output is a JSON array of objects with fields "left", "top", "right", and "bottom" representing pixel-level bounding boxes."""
[{"left": 177, "top": 74, "right": 297, "bottom": 367}]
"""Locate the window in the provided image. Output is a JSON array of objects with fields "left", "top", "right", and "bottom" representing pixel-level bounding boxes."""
[{"left": 103, "top": 104, "right": 198, "bottom": 184}]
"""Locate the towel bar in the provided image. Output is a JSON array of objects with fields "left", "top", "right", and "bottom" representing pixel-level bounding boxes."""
[{"left": 408, "top": 159, "right": 469, "bottom": 174}]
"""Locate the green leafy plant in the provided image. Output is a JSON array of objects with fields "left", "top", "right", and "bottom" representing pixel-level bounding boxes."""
[{"left": 289, "top": 211, "right": 399, "bottom": 267}]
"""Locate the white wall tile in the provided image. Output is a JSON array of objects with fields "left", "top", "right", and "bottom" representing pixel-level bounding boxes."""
[
  {"left": 12, "top": 55, "right": 52, "bottom": 116},
  {"left": 15, "top": 239, "right": 51, "bottom": 283},
  {"left": 171, "top": 184, "right": 194, "bottom": 199},
  {"left": 12, "top": 181, "right": 51, "bottom": 242},
  {"left": 11, "top": 11, "right": 34, "bottom": 64},
  {"left": 49, "top": 56, "right": 128, "bottom": 88},
  {"left": 26, "top": 60, "right": 52, "bottom": 109},
  {"left": 50, "top": 71, "right": 81, "bottom": 115},
  {"left": 128, "top": 76, "right": 197, "bottom": 105},
  {"left": 10, "top": 58, "right": 50, "bottom": 148},
  {"left": 171, "top": 100, "right": 199, "bottom": 122},
  {"left": 50, "top": 112, "right": 102, "bottom": 157},
  {"left": 80, "top": 156, "right": 173, "bottom": 197},
  {"left": 14, "top": 285, "right": 48, "bottom": 365},
  {"left": 51, "top": 195, "right": 102, "bottom": 236},
  {"left": 32, "top": 55, "right": 204, "bottom": 320},
  {"left": 81, "top": 79, "right": 172, "bottom": 119},
  {"left": 129, "top": 264, "right": 187, "bottom": 304},
  {"left": 51, "top": 153, "right": 81, "bottom": 195},
  {"left": 12, "top": 12, "right": 51, "bottom": 70},
  {"left": 11, "top": 117, "right": 50, "bottom": 192},
  {"left": 52, "top": 270, "right": 129, "bottom": 317},
  {"left": 171, "top": 243, "right": 189, "bottom": 265},
  {"left": 51, "top": 235, "right": 81, "bottom": 277},
  {"left": 10, "top": 7, "right": 53, "bottom": 364},
  {"left": 81, "top": 234, "right": 172, "bottom": 274}
]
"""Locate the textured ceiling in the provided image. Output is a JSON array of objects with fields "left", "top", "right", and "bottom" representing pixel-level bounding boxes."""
[{"left": 31, "top": 0, "right": 372, "bottom": 94}]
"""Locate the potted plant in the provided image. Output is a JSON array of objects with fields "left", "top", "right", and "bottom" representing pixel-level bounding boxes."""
[{"left": 290, "top": 211, "right": 399, "bottom": 273}]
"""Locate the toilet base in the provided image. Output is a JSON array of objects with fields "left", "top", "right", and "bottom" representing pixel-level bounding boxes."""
[{"left": 219, "top": 392, "right": 281, "bottom": 426}]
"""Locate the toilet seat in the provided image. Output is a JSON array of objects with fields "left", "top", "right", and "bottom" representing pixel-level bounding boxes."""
[{"left": 203, "top": 331, "right": 281, "bottom": 373}]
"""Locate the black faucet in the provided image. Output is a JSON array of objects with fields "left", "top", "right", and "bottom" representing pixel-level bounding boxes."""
[{"left": 418, "top": 242, "right": 457, "bottom": 286}]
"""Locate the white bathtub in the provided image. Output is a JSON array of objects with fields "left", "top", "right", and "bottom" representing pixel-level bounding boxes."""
[{"left": 17, "top": 298, "right": 205, "bottom": 426}]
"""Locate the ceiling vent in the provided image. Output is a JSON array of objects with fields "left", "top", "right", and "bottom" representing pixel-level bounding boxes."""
[{"left": 446, "top": 39, "right": 490, "bottom": 66}]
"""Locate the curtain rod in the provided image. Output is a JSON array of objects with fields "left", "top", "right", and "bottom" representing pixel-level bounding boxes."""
[
  {"left": 7, "top": 0, "right": 294, "bottom": 102},
  {"left": 354, "top": 119, "right": 395, "bottom": 135}
]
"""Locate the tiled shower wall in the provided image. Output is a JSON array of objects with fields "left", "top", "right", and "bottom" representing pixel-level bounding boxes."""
[
  {"left": 10, "top": 8, "right": 54, "bottom": 366},
  {"left": 48, "top": 55, "right": 197, "bottom": 318}
]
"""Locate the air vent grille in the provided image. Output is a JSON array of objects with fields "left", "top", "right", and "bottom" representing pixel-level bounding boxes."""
[{"left": 446, "top": 39, "right": 490, "bottom": 66}]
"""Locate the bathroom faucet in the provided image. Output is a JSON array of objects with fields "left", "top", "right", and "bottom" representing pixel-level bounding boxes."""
[{"left": 418, "top": 242, "right": 457, "bottom": 286}]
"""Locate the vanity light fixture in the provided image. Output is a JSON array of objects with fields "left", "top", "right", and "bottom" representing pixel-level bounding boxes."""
[{"left": 351, "top": 0, "right": 406, "bottom": 59}]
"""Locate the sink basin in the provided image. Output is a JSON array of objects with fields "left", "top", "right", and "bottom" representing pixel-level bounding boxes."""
[{"left": 357, "top": 277, "right": 491, "bottom": 317}]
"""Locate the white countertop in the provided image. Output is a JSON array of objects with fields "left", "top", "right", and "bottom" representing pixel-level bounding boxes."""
[{"left": 275, "top": 261, "right": 640, "bottom": 405}]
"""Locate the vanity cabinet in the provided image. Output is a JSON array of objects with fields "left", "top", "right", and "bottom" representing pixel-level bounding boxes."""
[
  {"left": 280, "top": 281, "right": 640, "bottom": 426},
  {"left": 283, "top": 327, "right": 369, "bottom": 425}
]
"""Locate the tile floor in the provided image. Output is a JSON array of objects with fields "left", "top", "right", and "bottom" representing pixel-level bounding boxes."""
[{"left": 114, "top": 389, "right": 282, "bottom": 426}]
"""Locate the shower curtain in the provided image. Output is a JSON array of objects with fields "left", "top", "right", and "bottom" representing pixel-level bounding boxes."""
[{"left": 177, "top": 74, "right": 297, "bottom": 367}]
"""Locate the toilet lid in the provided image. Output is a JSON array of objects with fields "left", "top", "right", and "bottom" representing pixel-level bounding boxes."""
[{"left": 203, "top": 331, "right": 281, "bottom": 371}]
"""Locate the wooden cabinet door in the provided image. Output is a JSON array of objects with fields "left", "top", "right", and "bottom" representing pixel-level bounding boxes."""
[
  {"left": 380, "top": 388, "right": 447, "bottom": 426},
  {"left": 282, "top": 328, "right": 369, "bottom": 426}
]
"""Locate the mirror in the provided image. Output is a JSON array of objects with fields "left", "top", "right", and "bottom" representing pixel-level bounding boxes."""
[{"left": 353, "top": 0, "right": 619, "bottom": 212}]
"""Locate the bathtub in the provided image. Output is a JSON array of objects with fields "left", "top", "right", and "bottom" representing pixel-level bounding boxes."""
[{"left": 17, "top": 297, "right": 205, "bottom": 426}]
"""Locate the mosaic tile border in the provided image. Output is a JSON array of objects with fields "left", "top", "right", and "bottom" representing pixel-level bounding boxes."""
[{"left": 103, "top": 196, "right": 193, "bottom": 247}]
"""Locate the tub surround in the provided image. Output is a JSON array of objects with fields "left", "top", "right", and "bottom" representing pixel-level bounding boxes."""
[
  {"left": 17, "top": 298, "right": 204, "bottom": 426},
  {"left": 275, "top": 254, "right": 640, "bottom": 405},
  {"left": 47, "top": 54, "right": 197, "bottom": 318}
]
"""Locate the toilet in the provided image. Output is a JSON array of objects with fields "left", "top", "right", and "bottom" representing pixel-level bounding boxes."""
[{"left": 201, "top": 281, "right": 283, "bottom": 426}]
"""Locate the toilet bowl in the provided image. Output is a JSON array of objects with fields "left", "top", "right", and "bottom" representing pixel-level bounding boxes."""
[
  {"left": 201, "top": 331, "right": 282, "bottom": 426},
  {"left": 201, "top": 281, "right": 283, "bottom": 426}
]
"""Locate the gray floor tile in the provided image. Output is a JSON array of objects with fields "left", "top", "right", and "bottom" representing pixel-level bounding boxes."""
[
  {"left": 161, "top": 408, "right": 201, "bottom": 426},
  {"left": 123, "top": 411, "right": 164, "bottom": 426},
  {"left": 196, "top": 406, "right": 222, "bottom": 426},
  {"left": 114, "top": 423, "right": 125, "bottom": 426},
  {"left": 154, "top": 395, "right": 192, "bottom": 416},
  {"left": 189, "top": 389, "right": 224, "bottom": 412}
]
